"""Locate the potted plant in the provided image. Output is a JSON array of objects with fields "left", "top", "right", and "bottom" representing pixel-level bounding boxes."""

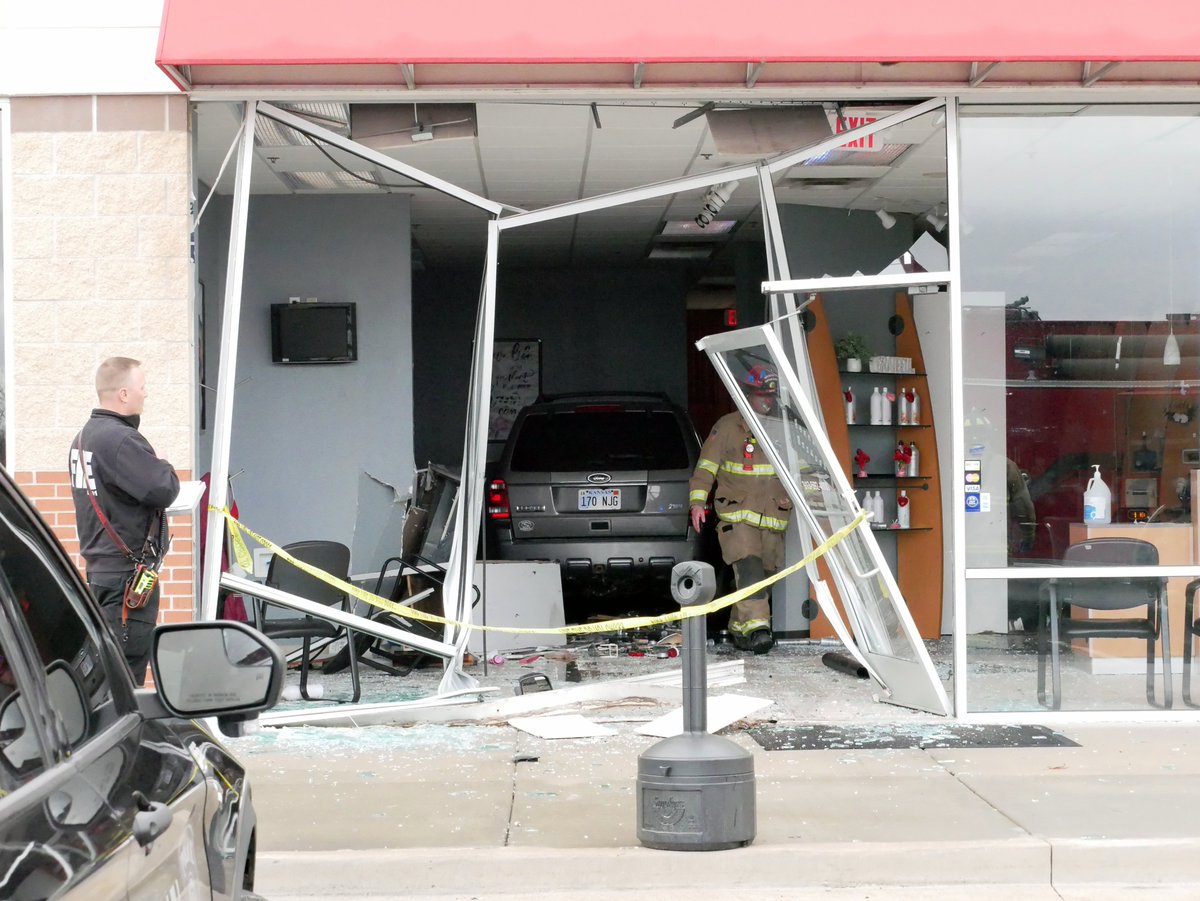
[{"left": 835, "top": 333, "right": 871, "bottom": 372}]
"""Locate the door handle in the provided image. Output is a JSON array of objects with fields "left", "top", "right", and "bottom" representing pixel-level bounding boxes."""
[{"left": 132, "top": 790, "right": 172, "bottom": 848}]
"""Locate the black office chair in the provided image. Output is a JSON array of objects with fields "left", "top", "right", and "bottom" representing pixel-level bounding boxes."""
[
  {"left": 1037, "top": 538, "right": 1170, "bottom": 710},
  {"left": 1182, "top": 579, "right": 1200, "bottom": 708},
  {"left": 322, "top": 552, "right": 481, "bottom": 677},
  {"left": 252, "top": 540, "right": 360, "bottom": 703}
]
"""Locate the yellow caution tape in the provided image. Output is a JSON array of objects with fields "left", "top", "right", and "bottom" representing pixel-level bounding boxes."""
[{"left": 210, "top": 506, "right": 867, "bottom": 636}]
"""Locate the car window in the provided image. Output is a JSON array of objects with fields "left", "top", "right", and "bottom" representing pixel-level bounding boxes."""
[
  {"left": 510, "top": 410, "right": 691, "bottom": 471},
  {"left": 0, "top": 491, "right": 120, "bottom": 753}
]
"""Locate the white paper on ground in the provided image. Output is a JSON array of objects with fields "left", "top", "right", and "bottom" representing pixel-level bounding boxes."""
[
  {"left": 634, "top": 694, "right": 773, "bottom": 738},
  {"left": 508, "top": 713, "right": 616, "bottom": 739}
]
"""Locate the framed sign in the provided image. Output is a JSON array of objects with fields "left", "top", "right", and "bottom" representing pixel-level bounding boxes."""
[{"left": 489, "top": 339, "right": 541, "bottom": 442}]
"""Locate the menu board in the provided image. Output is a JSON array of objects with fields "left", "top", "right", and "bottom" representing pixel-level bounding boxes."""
[{"left": 489, "top": 339, "right": 541, "bottom": 442}]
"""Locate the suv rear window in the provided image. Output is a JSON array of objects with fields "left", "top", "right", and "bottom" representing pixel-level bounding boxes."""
[{"left": 510, "top": 410, "right": 691, "bottom": 472}]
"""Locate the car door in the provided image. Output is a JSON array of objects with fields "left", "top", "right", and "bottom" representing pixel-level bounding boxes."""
[
  {"left": 0, "top": 481, "right": 210, "bottom": 900},
  {"left": 0, "top": 507, "right": 134, "bottom": 900}
]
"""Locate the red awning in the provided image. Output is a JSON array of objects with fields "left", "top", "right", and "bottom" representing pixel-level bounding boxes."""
[{"left": 158, "top": 0, "right": 1200, "bottom": 90}]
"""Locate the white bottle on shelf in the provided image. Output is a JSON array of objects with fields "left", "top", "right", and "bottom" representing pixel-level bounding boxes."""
[
  {"left": 908, "top": 388, "right": 921, "bottom": 425},
  {"left": 844, "top": 386, "right": 856, "bottom": 424},
  {"left": 897, "top": 490, "right": 911, "bottom": 528},
  {"left": 870, "top": 387, "right": 882, "bottom": 424},
  {"left": 880, "top": 387, "right": 892, "bottom": 425},
  {"left": 865, "top": 490, "right": 880, "bottom": 526},
  {"left": 898, "top": 386, "right": 909, "bottom": 425}
]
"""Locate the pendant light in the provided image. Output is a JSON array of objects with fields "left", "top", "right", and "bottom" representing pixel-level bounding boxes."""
[
  {"left": 1165, "top": 218, "right": 1180, "bottom": 366},
  {"left": 1164, "top": 317, "right": 1181, "bottom": 367}
]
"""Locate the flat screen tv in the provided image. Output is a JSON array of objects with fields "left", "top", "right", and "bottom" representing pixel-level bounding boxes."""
[{"left": 270, "top": 302, "right": 357, "bottom": 363}]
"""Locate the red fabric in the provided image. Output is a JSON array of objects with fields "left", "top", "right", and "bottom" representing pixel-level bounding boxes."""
[{"left": 199, "top": 474, "right": 247, "bottom": 623}]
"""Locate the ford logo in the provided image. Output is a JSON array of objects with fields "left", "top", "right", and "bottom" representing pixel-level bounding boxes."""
[{"left": 587, "top": 472, "right": 612, "bottom": 484}]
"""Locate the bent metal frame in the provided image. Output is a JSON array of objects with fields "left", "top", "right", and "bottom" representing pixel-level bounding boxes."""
[{"left": 201, "top": 97, "right": 952, "bottom": 711}]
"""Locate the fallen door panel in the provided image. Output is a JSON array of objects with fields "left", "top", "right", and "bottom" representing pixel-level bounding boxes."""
[{"left": 697, "top": 326, "right": 950, "bottom": 715}]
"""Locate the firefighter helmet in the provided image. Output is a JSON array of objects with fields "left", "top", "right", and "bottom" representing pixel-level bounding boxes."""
[{"left": 743, "top": 364, "right": 778, "bottom": 395}]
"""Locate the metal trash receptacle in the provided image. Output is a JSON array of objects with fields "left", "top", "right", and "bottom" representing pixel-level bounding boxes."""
[{"left": 635, "top": 560, "right": 756, "bottom": 850}]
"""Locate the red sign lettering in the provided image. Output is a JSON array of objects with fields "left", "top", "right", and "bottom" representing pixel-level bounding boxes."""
[{"left": 836, "top": 115, "right": 877, "bottom": 150}]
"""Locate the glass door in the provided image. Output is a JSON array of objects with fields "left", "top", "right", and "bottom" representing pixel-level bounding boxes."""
[{"left": 699, "top": 325, "right": 950, "bottom": 715}]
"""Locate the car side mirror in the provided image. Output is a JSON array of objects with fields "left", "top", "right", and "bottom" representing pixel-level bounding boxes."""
[{"left": 149, "top": 621, "right": 284, "bottom": 719}]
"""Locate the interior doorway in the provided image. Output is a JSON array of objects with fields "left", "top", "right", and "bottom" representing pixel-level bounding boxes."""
[{"left": 687, "top": 307, "right": 737, "bottom": 438}]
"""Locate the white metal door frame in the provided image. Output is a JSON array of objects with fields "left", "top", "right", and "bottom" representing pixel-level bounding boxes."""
[
  {"left": 697, "top": 324, "right": 951, "bottom": 714},
  {"left": 202, "top": 97, "right": 952, "bottom": 696}
]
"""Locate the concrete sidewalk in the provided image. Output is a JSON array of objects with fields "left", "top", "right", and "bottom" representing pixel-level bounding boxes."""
[{"left": 228, "top": 697, "right": 1200, "bottom": 899}]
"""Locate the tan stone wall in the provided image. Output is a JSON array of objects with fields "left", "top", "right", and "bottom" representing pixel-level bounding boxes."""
[{"left": 8, "top": 94, "right": 197, "bottom": 624}]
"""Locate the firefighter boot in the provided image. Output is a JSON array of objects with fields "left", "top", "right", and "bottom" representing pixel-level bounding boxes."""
[{"left": 747, "top": 627, "right": 775, "bottom": 655}]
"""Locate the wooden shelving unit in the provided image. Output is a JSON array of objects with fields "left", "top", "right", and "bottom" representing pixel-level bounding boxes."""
[{"left": 810, "top": 293, "right": 945, "bottom": 640}]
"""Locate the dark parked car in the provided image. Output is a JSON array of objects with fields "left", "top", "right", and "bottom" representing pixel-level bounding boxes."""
[
  {"left": 0, "top": 466, "right": 284, "bottom": 900},
  {"left": 486, "top": 392, "right": 702, "bottom": 611}
]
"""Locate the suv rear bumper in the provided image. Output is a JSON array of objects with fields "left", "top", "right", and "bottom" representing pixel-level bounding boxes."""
[{"left": 490, "top": 533, "right": 701, "bottom": 592}]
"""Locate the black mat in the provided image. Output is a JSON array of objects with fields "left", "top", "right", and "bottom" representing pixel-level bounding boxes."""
[{"left": 748, "top": 723, "right": 1079, "bottom": 751}]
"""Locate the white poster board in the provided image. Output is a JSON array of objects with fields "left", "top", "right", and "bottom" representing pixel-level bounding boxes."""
[{"left": 488, "top": 339, "right": 541, "bottom": 442}]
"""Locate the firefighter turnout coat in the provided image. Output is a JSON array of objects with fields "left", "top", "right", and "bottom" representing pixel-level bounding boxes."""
[{"left": 689, "top": 411, "right": 792, "bottom": 570}]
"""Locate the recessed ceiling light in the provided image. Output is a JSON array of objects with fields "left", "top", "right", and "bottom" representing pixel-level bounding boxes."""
[
  {"left": 648, "top": 245, "right": 713, "bottom": 260},
  {"left": 660, "top": 219, "right": 736, "bottom": 237}
]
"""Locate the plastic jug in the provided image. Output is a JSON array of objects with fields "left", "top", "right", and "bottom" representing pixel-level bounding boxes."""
[{"left": 1083, "top": 465, "right": 1112, "bottom": 525}]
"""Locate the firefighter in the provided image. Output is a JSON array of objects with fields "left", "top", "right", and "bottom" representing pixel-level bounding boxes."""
[{"left": 688, "top": 364, "right": 792, "bottom": 654}]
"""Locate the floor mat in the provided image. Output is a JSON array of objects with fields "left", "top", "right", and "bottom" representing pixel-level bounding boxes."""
[{"left": 748, "top": 723, "right": 1079, "bottom": 751}]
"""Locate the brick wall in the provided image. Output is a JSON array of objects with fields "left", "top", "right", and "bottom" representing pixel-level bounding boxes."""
[{"left": 8, "top": 95, "right": 197, "bottom": 622}]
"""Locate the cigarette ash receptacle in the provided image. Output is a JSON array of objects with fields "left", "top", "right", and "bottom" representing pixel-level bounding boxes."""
[{"left": 636, "top": 561, "right": 756, "bottom": 850}]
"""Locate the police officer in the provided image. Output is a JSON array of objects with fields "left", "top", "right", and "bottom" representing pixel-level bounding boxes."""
[
  {"left": 688, "top": 364, "right": 792, "bottom": 654},
  {"left": 68, "top": 357, "right": 179, "bottom": 685}
]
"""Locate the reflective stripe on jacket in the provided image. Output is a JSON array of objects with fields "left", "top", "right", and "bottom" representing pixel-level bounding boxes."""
[{"left": 689, "top": 411, "right": 792, "bottom": 538}]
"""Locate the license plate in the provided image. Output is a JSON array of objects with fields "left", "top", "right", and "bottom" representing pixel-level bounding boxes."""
[{"left": 578, "top": 488, "right": 621, "bottom": 511}]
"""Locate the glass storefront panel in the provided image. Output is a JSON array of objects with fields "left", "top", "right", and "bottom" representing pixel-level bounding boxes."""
[
  {"left": 966, "top": 577, "right": 1177, "bottom": 713},
  {"left": 960, "top": 105, "right": 1200, "bottom": 712}
]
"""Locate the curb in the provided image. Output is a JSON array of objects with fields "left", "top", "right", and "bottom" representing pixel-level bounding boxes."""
[{"left": 257, "top": 839, "right": 1052, "bottom": 894}]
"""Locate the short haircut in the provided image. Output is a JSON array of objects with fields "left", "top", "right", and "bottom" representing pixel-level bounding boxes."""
[{"left": 96, "top": 357, "right": 141, "bottom": 399}]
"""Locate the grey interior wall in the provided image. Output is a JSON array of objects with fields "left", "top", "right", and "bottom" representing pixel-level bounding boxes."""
[
  {"left": 778, "top": 203, "right": 920, "bottom": 412},
  {"left": 197, "top": 194, "right": 413, "bottom": 571},
  {"left": 413, "top": 265, "right": 690, "bottom": 466}
]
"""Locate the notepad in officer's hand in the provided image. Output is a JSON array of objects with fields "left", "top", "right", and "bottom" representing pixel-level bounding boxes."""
[{"left": 166, "top": 480, "right": 206, "bottom": 515}]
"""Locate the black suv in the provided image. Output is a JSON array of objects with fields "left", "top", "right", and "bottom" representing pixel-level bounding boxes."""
[
  {"left": 0, "top": 466, "right": 283, "bottom": 900},
  {"left": 487, "top": 393, "right": 702, "bottom": 607}
]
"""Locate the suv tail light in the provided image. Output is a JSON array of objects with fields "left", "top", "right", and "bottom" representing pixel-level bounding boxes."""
[
  {"left": 487, "top": 479, "right": 511, "bottom": 520},
  {"left": 574, "top": 404, "right": 622, "bottom": 413}
]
